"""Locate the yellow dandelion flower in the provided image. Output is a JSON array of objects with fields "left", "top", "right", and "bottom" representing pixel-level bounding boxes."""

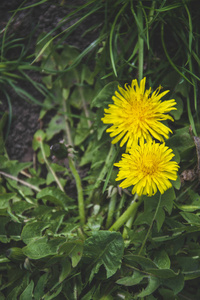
[
  {"left": 114, "top": 141, "right": 179, "bottom": 196},
  {"left": 101, "top": 77, "right": 177, "bottom": 149}
]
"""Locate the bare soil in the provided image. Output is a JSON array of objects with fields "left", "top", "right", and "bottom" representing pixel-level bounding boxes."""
[{"left": 0, "top": 0, "right": 101, "bottom": 161}]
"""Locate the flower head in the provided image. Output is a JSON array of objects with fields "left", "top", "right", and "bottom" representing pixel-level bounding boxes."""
[
  {"left": 114, "top": 140, "right": 179, "bottom": 196},
  {"left": 101, "top": 77, "right": 177, "bottom": 149}
]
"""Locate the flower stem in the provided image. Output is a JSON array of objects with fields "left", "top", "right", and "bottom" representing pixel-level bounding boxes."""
[
  {"left": 116, "top": 193, "right": 126, "bottom": 219},
  {"left": 105, "top": 189, "right": 117, "bottom": 229},
  {"left": 138, "top": 194, "right": 161, "bottom": 255},
  {"left": 87, "top": 144, "right": 116, "bottom": 204},
  {"left": 69, "top": 158, "right": 85, "bottom": 225},
  {"left": 122, "top": 215, "right": 135, "bottom": 239},
  {"left": 62, "top": 94, "right": 74, "bottom": 147},
  {"left": 109, "top": 194, "right": 143, "bottom": 232}
]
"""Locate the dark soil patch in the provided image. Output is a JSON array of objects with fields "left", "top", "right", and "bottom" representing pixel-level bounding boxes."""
[{"left": 0, "top": 0, "right": 102, "bottom": 161}]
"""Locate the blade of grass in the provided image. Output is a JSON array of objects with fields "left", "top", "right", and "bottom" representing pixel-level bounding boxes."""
[
  {"left": 137, "top": 1, "right": 144, "bottom": 81},
  {"left": 184, "top": 3, "right": 198, "bottom": 115},
  {"left": 3, "top": 90, "right": 12, "bottom": 142},
  {"left": 102, "top": 147, "right": 120, "bottom": 194},
  {"left": 1, "top": 0, "right": 27, "bottom": 61},
  {"left": 109, "top": 2, "right": 128, "bottom": 77},
  {"left": 161, "top": 22, "right": 193, "bottom": 86},
  {"left": 32, "top": 4, "right": 100, "bottom": 65},
  {"left": 11, "top": 0, "right": 48, "bottom": 11}
]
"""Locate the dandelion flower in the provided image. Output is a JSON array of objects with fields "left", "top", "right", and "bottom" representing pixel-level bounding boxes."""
[
  {"left": 101, "top": 77, "right": 177, "bottom": 149},
  {"left": 114, "top": 141, "right": 179, "bottom": 196}
]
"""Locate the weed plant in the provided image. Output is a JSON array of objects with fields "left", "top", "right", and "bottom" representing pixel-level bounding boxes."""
[{"left": 0, "top": 1, "right": 200, "bottom": 299}]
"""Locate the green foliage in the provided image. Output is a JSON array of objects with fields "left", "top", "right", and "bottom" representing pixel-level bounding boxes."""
[{"left": 1, "top": 0, "right": 200, "bottom": 298}]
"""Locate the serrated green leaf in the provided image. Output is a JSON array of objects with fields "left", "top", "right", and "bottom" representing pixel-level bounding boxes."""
[
  {"left": 81, "top": 64, "right": 94, "bottom": 85},
  {"left": 161, "top": 274, "right": 184, "bottom": 294},
  {"left": 134, "top": 211, "right": 155, "bottom": 226},
  {"left": 74, "top": 114, "right": 91, "bottom": 146},
  {"left": 91, "top": 81, "right": 119, "bottom": 108},
  {"left": 176, "top": 189, "right": 200, "bottom": 212},
  {"left": 161, "top": 188, "right": 176, "bottom": 214},
  {"left": 33, "top": 273, "right": 48, "bottom": 300},
  {"left": 175, "top": 79, "right": 190, "bottom": 97},
  {"left": 172, "top": 175, "right": 181, "bottom": 190},
  {"left": 7, "top": 273, "right": 30, "bottom": 300},
  {"left": 166, "top": 126, "right": 193, "bottom": 154},
  {"left": 148, "top": 268, "right": 179, "bottom": 279},
  {"left": 154, "top": 250, "right": 171, "bottom": 269},
  {"left": 23, "top": 237, "right": 65, "bottom": 259},
  {"left": 59, "top": 241, "right": 83, "bottom": 267},
  {"left": 21, "top": 221, "right": 50, "bottom": 244},
  {"left": 43, "top": 285, "right": 63, "bottom": 300},
  {"left": 170, "top": 96, "right": 183, "bottom": 120},
  {"left": 137, "top": 276, "right": 160, "bottom": 297},
  {"left": 116, "top": 270, "right": 145, "bottom": 286},
  {"left": 45, "top": 115, "right": 65, "bottom": 141},
  {"left": 59, "top": 44, "right": 80, "bottom": 68},
  {"left": 124, "top": 254, "right": 158, "bottom": 270},
  {"left": 159, "top": 288, "right": 175, "bottom": 299},
  {"left": 19, "top": 280, "right": 34, "bottom": 300},
  {"left": 0, "top": 193, "right": 16, "bottom": 210},
  {"left": 36, "top": 187, "right": 74, "bottom": 209},
  {"left": 83, "top": 231, "right": 124, "bottom": 281},
  {"left": 155, "top": 207, "right": 165, "bottom": 232},
  {"left": 180, "top": 212, "right": 200, "bottom": 225},
  {"left": 59, "top": 258, "right": 71, "bottom": 282}
]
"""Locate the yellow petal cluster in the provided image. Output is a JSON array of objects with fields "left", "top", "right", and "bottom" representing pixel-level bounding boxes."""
[
  {"left": 114, "top": 141, "right": 179, "bottom": 196},
  {"left": 102, "top": 77, "right": 179, "bottom": 196},
  {"left": 101, "top": 77, "right": 177, "bottom": 149}
]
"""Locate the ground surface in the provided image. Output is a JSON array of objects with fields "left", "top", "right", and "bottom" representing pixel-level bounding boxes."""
[{"left": 0, "top": 0, "right": 100, "bottom": 161}]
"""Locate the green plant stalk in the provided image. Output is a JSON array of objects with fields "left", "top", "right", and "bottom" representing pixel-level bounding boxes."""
[
  {"left": 78, "top": 85, "right": 92, "bottom": 128},
  {"left": 75, "top": 70, "right": 92, "bottom": 128},
  {"left": 69, "top": 158, "right": 85, "bottom": 225},
  {"left": 138, "top": 194, "right": 161, "bottom": 255},
  {"left": 87, "top": 144, "right": 116, "bottom": 204},
  {"left": 105, "top": 190, "right": 117, "bottom": 229},
  {"left": 185, "top": 4, "right": 198, "bottom": 119},
  {"left": 109, "top": 194, "right": 143, "bottom": 231},
  {"left": 63, "top": 97, "right": 74, "bottom": 147},
  {"left": 137, "top": 2, "right": 144, "bottom": 82},
  {"left": 40, "top": 141, "right": 64, "bottom": 192},
  {"left": 116, "top": 192, "right": 126, "bottom": 219},
  {"left": 161, "top": 23, "right": 193, "bottom": 86},
  {"left": 122, "top": 215, "right": 135, "bottom": 239},
  {"left": 109, "top": 2, "right": 128, "bottom": 77}
]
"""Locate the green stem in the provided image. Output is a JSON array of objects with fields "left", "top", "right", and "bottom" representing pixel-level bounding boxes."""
[
  {"left": 122, "top": 215, "right": 135, "bottom": 239},
  {"left": 63, "top": 96, "right": 74, "bottom": 147},
  {"left": 138, "top": 194, "right": 161, "bottom": 255},
  {"left": 87, "top": 144, "right": 116, "bottom": 204},
  {"left": 116, "top": 192, "right": 126, "bottom": 219},
  {"left": 40, "top": 141, "right": 64, "bottom": 192},
  {"left": 109, "top": 194, "right": 143, "bottom": 232},
  {"left": 105, "top": 189, "right": 117, "bottom": 229},
  {"left": 79, "top": 85, "right": 92, "bottom": 128},
  {"left": 137, "top": 2, "right": 144, "bottom": 82},
  {"left": 75, "top": 70, "right": 92, "bottom": 128},
  {"left": 69, "top": 158, "right": 85, "bottom": 225}
]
